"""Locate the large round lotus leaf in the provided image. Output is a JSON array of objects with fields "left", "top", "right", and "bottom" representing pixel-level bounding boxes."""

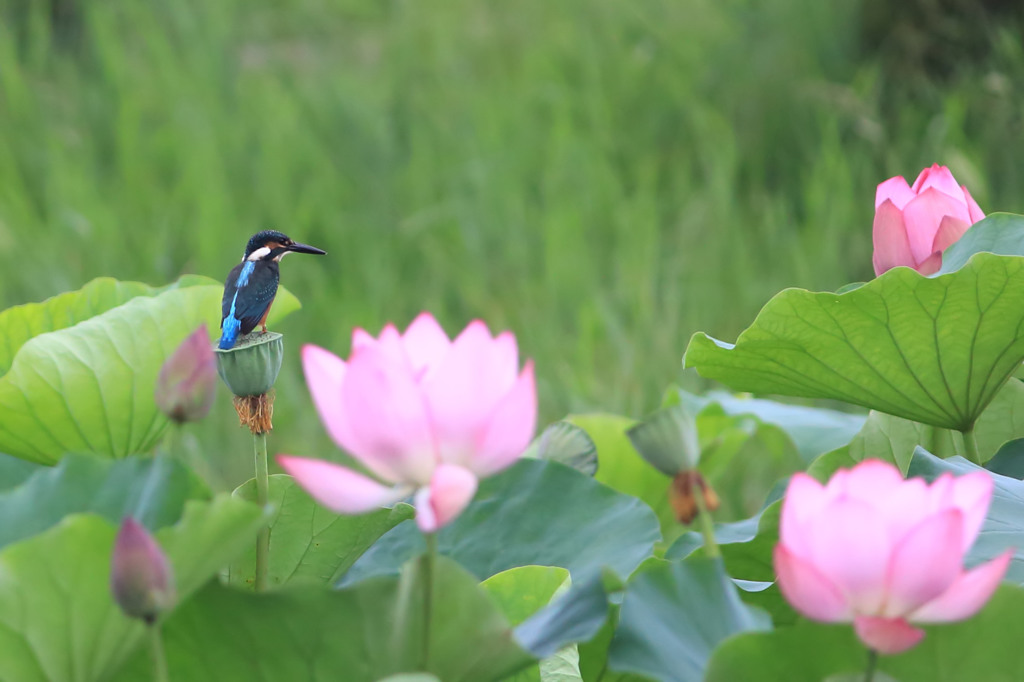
[
  {"left": 228, "top": 474, "right": 414, "bottom": 589},
  {"left": 684, "top": 251, "right": 1024, "bottom": 431},
  {"left": 0, "top": 276, "right": 299, "bottom": 463},
  {"left": 341, "top": 459, "right": 660, "bottom": 585},
  {"left": 607, "top": 556, "right": 771, "bottom": 682},
  {"left": 0, "top": 496, "right": 265, "bottom": 682},
  {"left": 114, "top": 556, "right": 534, "bottom": 682}
]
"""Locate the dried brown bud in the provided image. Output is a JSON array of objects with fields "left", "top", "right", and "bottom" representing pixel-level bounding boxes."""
[{"left": 669, "top": 470, "right": 720, "bottom": 525}]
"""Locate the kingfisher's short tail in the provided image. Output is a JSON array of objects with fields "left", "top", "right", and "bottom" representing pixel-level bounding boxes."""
[{"left": 218, "top": 316, "right": 240, "bottom": 350}]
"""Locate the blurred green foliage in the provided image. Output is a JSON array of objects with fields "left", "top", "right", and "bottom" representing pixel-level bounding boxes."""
[{"left": 0, "top": 0, "right": 1021, "bottom": 487}]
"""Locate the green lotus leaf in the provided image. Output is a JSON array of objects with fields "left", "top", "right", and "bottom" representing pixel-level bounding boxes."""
[
  {"left": 806, "top": 378, "right": 1024, "bottom": 480},
  {"left": 0, "top": 453, "right": 207, "bottom": 551},
  {"left": 571, "top": 414, "right": 678, "bottom": 539},
  {"left": 935, "top": 212, "right": 1024, "bottom": 275},
  {"left": 0, "top": 278, "right": 154, "bottom": 373},
  {"left": 514, "top": 571, "right": 613, "bottom": 661},
  {"left": 0, "top": 277, "right": 299, "bottom": 463},
  {"left": 607, "top": 556, "right": 771, "bottom": 682},
  {"left": 483, "top": 566, "right": 575, "bottom": 682},
  {"left": 483, "top": 566, "right": 571, "bottom": 626},
  {"left": 0, "top": 495, "right": 265, "bottom": 682},
  {"left": 227, "top": 474, "right": 414, "bottom": 589},
  {"left": 115, "top": 556, "right": 533, "bottom": 682},
  {"left": 673, "top": 388, "right": 865, "bottom": 463},
  {"left": 0, "top": 452, "right": 39, "bottom": 492},
  {"left": 684, "top": 252, "right": 1024, "bottom": 431},
  {"left": 704, "top": 584, "right": 1024, "bottom": 682},
  {"left": 341, "top": 459, "right": 660, "bottom": 586}
]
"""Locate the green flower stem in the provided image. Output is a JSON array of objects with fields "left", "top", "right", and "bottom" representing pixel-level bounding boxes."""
[
  {"left": 421, "top": 531, "right": 438, "bottom": 670},
  {"left": 692, "top": 479, "right": 720, "bottom": 559},
  {"left": 863, "top": 648, "right": 878, "bottom": 682},
  {"left": 158, "top": 423, "right": 181, "bottom": 459},
  {"left": 963, "top": 426, "right": 982, "bottom": 466},
  {"left": 953, "top": 426, "right": 982, "bottom": 466},
  {"left": 149, "top": 622, "right": 169, "bottom": 682},
  {"left": 254, "top": 430, "right": 270, "bottom": 591}
]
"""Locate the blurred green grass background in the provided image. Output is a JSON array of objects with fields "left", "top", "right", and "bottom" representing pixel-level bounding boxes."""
[{"left": 1, "top": 0, "right": 1022, "bottom": 487}]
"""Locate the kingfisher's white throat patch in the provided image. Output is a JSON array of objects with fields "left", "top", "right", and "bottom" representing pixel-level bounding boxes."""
[{"left": 246, "top": 246, "right": 272, "bottom": 261}]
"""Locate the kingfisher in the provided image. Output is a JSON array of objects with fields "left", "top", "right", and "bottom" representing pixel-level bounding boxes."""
[{"left": 218, "top": 230, "right": 326, "bottom": 350}]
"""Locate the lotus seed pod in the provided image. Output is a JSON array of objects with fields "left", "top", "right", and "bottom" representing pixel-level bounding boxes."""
[{"left": 215, "top": 332, "right": 284, "bottom": 397}]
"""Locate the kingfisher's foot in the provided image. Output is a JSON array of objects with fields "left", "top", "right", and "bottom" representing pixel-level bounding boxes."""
[{"left": 261, "top": 325, "right": 268, "bottom": 333}]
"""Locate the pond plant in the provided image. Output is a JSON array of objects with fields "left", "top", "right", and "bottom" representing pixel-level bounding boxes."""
[{"left": 2, "top": 165, "right": 1024, "bottom": 681}]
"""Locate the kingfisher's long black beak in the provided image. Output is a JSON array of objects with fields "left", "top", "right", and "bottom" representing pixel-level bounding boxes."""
[{"left": 286, "top": 242, "right": 327, "bottom": 256}]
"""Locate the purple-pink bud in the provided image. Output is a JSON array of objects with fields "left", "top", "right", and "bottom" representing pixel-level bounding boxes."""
[
  {"left": 110, "top": 518, "right": 176, "bottom": 623},
  {"left": 155, "top": 324, "right": 217, "bottom": 423}
]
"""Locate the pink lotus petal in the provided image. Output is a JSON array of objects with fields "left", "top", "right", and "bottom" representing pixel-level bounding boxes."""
[
  {"left": 911, "top": 165, "right": 964, "bottom": 203},
  {"left": 872, "top": 200, "right": 914, "bottom": 275},
  {"left": 773, "top": 544, "right": 851, "bottom": 622},
  {"left": 875, "top": 476, "right": 932, "bottom": 547},
  {"left": 876, "top": 176, "right": 915, "bottom": 210},
  {"left": 413, "top": 463, "right": 479, "bottom": 533},
  {"left": 844, "top": 460, "right": 906, "bottom": 503},
  {"left": 822, "top": 468, "right": 851, "bottom": 498},
  {"left": 401, "top": 313, "right": 453, "bottom": 378},
  {"left": 883, "top": 509, "right": 963, "bottom": 616},
  {"left": 351, "top": 327, "right": 379, "bottom": 352},
  {"left": 779, "top": 473, "right": 829, "bottom": 557},
  {"left": 341, "top": 344, "right": 437, "bottom": 484},
  {"left": 963, "top": 186, "right": 986, "bottom": 223},
  {"left": 807, "top": 497, "right": 891, "bottom": 614},
  {"left": 930, "top": 215, "right": 970, "bottom": 255},
  {"left": 372, "top": 324, "right": 412, "bottom": 367},
  {"left": 927, "top": 473, "right": 955, "bottom": 512},
  {"left": 472, "top": 361, "right": 537, "bottom": 477},
  {"left": 902, "top": 188, "right": 972, "bottom": 264},
  {"left": 853, "top": 616, "right": 925, "bottom": 655},
  {"left": 915, "top": 252, "right": 943, "bottom": 276},
  {"left": 303, "top": 345, "right": 359, "bottom": 456},
  {"left": 278, "top": 456, "right": 410, "bottom": 514},
  {"left": 912, "top": 550, "right": 1012, "bottom": 623},
  {"left": 950, "top": 472, "right": 993, "bottom": 552},
  {"left": 422, "top": 320, "right": 520, "bottom": 466}
]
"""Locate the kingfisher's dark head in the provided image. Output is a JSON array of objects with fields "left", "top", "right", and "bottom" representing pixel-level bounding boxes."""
[{"left": 242, "top": 230, "right": 327, "bottom": 262}]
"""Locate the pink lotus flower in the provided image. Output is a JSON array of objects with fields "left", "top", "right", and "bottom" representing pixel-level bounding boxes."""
[
  {"left": 774, "top": 459, "right": 1010, "bottom": 655},
  {"left": 872, "top": 164, "right": 985, "bottom": 276},
  {"left": 278, "top": 313, "right": 536, "bottom": 533}
]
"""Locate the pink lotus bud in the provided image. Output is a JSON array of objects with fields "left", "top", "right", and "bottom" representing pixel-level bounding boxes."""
[
  {"left": 872, "top": 164, "right": 985, "bottom": 276},
  {"left": 155, "top": 324, "right": 217, "bottom": 423},
  {"left": 110, "top": 518, "right": 176, "bottom": 623},
  {"left": 278, "top": 312, "right": 537, "bottom": 533},
  {"left": 774, "top": 460, "right": 1010, "bottom": 655}
]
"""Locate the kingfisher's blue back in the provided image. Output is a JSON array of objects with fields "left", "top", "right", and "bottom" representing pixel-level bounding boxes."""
[
  {"left": 219, "top": 259, "right": 280, "bottom": 349},
  {"left": 218, "top": 230, "right": 326, "bottom": 350}
]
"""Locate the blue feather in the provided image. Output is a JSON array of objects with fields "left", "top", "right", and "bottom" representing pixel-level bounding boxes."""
[
  {"left": 236, "top": 261, "right": 255, "bottom": 286},
  {"left": 218, "top": 292, "right": 242, "bottom": 349}
]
